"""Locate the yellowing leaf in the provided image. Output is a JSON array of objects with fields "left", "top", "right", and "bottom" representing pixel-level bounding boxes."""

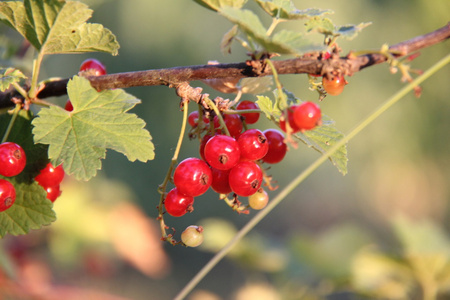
[{"left": 32, "top": 76, "right": 154, "bottom": 181}]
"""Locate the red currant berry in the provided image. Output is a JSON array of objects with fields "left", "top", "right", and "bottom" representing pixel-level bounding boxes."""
[
  {"left": 46, "top": 185, "right": 62, "bottom": 202},
  {"left": 210, "top": 167, "right": 232, "bottom": 194},
  {"left": 65, "top": 100, "right": 73, "bottom": 112},
  {"left": 322, "top": 75, "right": 347, "bottom": 96},
  {"left": 237, "top": 129, "right": 268, "bottom": 161},
  {"left": 204, "top": 135, "right": 240, "bottom": 170},
  {"left": 188, "top": 111, "right": 209, "bottom": 127},
  {"left": 236, "top": 101, "right": 260, "bottom": 124},
  {"left": 164, "top": 188, "right": 194, "bottom": 217},
  {"left": 35, "top": 163, "right": 65, "bottom": 189},
  {"left": 181, "top": 225, "right": 204, "bottom": 247},
  {"left": 214, "top": 114, "right": 243, "bottom": 138},
  {"left": 279, "top": 105, "right": 301, "bottom": 133},
  {"left": 248, "top": 188, "right": 269, "bottom": 210},
  {"left": 0, "top": 142, "right": 26, "bottom": 177},
  {"left": 79, "top": 58, "right": 107, "bottom": 76},
  {"left": 0, "top": 179, "right": 16, "bottom": 212},
  {"left": 228, "top": 161, "right": 263, "bottom": 197},
  {"left": 293, "top": 101, "right": 321, "bottom": 131},
  {"left": 173, "top": 158, "right": 212, "bottom": 197},
  {"left": 199, "top": 134, "right": 213, "bottom": 162},
  {"left": 262, "top": 129, "right": 287, "bottom": 164}
]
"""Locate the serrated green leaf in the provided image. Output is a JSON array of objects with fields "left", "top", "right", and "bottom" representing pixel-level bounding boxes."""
[
  {"left": 256, "top": 95, "right": 276, "bottom": 119},
  {"left": 0, "top": 181, "right": 56, "bottom": 238},
  {"left": 239, "top": 77, "right": 272, "bottom": 94},
  {"left": 0, "top": 67, "right": 26, "bottom": 91},
  {"left": 305, "top": 17, "right": 371, "bottom": 40},
  {"left": 305, "top": 17, "right": 335, "bottom": 35},
  {"left": 192, "top": 0, "right": 248, "bottom": 12},
  {"left": 32, "top": 76, "right": 154, "bottom": 181},
  {"left": 256, "top": 0, "right": 333, "bottom": 20},
  {"left": 0, "top": 0, "right": 119, "bottom": 55},
  {"left": 219, "top": 7, "right": 323, "bottom": 55},
  {"left": 335, "top": 22, "right": 372, "bottom": 40},
  {"left": 298, "top": 123, "right": 348, "bottom": 175},
  {"left": 0, "top": 110, "right": 49, "bottom": 182}
]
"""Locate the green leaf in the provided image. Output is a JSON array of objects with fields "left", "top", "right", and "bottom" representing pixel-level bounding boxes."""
[
  {"left": 299, "top": 122, "right": 348, "bottom": 175},
  {"left": 219, "top": 7, "right": 323, "bottom": 55},
  {"left": 0, "top": 181, "right": 56, "bottom": 238},
  {"left": 305, "top": 17, "right": 335, "bottom": 35},
  {"left": 335, "top": 22, "right": 372, "bottom": 40},
  {"left": 305, "top": 17, "right": 371, "bottom": 40},
  {"left": 256, "top": 95, "right": 276, "bottom": 119},
  {"left": 0, "top": 0, "right": 119, "bottom": 55},
  {"left": 0, "top": 110, "right": 49, "bottom": 182},
  {"left": 32, "top": 76, "right": 154, "bottom": 181},
  {"left": 255, "top": 0, "right": 332, "bottom": 20},
  {"left": 0, "top": 67, "right": 26, "bottom": 92},
  {"left": 192, "top": 0, "right": 248, "bottom": 12}
]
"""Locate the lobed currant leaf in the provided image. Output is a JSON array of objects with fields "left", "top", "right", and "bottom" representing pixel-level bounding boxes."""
[
  {"left": 255, "top": 0, "right": 333, "bottom": 20},
  {"left": 305, "top": 16, "right": 371, "bottom": 41},
  {"left": 0, "top": 181, "right": 56, "bottom": 238},
  {"left": 0, "top": 0, "right": 119, "bottom": 56},
  {"left": 0, "top": 68, "right": 26, "bottom": 92},
  {"left": 32, "top": 76, "right": 154, "bottom": 181}
]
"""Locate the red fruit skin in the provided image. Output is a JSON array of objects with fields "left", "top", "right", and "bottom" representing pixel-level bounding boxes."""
[
  {"left": 210, "top": 168, "right": 232, "bottom": 194},
  {"left": 164, "top": 188, "right": 194, "bottom": 217},
  {"left": 228, "top": 161, "right": 263, "bottom": 197},
  {"left": 188, "top": 111, "right": 209, "bottom": 127},
  {"left": 293, "top": 101, "right": 321, "bottom": 131},
  {"left": 237, "top": 129, "right": 269, "bottom": 161},
  {"left": 204, "top": 135, "right": 241, "bottom": 170},
  {"left": 173, "top": 158, "right": 212, "bottom": 197},
  {"left": 35, "top": 163, "right": 65, "bottom": 189},
  {"left": 46, "top": 185, "right": 62, "bottom": 202},
  {"left": 199, "top": 134, "right": 213, "bottom": 162},
  {"left": 322, "top": 75, "right": 346, "bottom": 96},
  {"left": 0, "top": 142, "right": 26, "bottom": 177},
  {"left": 65, "top": 100, "right": 73, "bottom": 112},
  {"left": 214, "top": 114, "right": 243, "bottom": 138},
  {"left": 0, "top": 179, "right": 16, "bottom": 212},
  {"left": 79, "top": 58, "right": 107, "bottom": 76},
  {"left": 262, "top": 129, "right": 287, "bottom": 164},
  {"left": 279, "top": 105, "right": 301, "bottom": 133},
  {"left": 236, "top": 101, "right": 260, "bottom": 124}
]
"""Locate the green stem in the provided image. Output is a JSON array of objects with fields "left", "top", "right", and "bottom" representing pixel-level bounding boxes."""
[
  {"left": 157, "top": 101, "right": 189, "bottom": 244},
  {"left": 173, "top": 53, "right": 450, "bottom": 300},
  {"left": 1, "top": 104, "right": 21, "bottom": 144},
  {"left": 205, "top": 97, "right": 230, "bottom": 136},
  {"left": 28, "top": 52, "right": 45, "bottom": 99}
]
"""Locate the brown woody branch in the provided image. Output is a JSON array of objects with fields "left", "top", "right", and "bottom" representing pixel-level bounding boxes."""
[{"left": 1, "top": 23, "right": 449, "bottom": 109}]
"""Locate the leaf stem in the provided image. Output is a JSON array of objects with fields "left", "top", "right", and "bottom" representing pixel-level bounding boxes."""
[
  {"left": 1, "top": 104, "right": 21, "bottom": 143},
  {"left": 29, "top": 52, "right": 45, "bottom": 99},
  {"left": 173, "top": 53, "right": 450, "bottom": 300}
]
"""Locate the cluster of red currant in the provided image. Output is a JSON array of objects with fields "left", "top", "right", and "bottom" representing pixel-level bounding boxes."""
[
  {"left": 0, "top": 142, "right": 64, "bottom": 212},
  {"left": 161, "top": 96, "right": 323, "bottom": 245}
]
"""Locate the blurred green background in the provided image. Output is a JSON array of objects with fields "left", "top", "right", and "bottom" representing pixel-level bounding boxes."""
[{"left": 1, "top": 0, "right": 449, "bottom": 299}]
